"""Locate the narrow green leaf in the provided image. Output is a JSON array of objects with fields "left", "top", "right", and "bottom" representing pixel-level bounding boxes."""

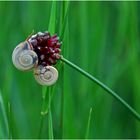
[
  {"left": 48, "top": 87, "right": 54, "bottom": 139},
  {"left": 48, "top": 1, "right": 57, "bottom": 34},
  {"left": 60, "top": 1, "right": 70, "bottom": 40},
  {"left": 0, "top": 90, "right": 9, "bottom": 138},
  {"left": 7, "top": 102, "right": 12, "bottom": 139},
  {"left": 40, "top": 0, "right": 58, "bottom": 115},
  {"left": 85, "top": 108, "right": 93, "bottom": 139},
  {"left": 39, "top": 87, "right": 54, "bottom": 138},
  {"left": 41, "top": 87, "right": 49, "bottom": 115},
  {"left": 39, "top": 1, "right": 57, "bottom": 138},
  {"left": 48, "top": 110, "right": 53, "bottom": 139}
]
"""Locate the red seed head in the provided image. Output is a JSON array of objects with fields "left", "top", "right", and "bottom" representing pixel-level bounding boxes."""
[{"left": 28, "top": 31, "right": 62, "bottom": 66}]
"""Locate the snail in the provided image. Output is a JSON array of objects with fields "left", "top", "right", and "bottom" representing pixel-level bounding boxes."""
[
  {"left": 12, "top": 41, "right": 38, "bottom": 71},
  {"left": 34, "top": 65, "right": 58, "bottom": 86},
  {"left": 12, "top": 31, "right": 61, "bottom": 86}
]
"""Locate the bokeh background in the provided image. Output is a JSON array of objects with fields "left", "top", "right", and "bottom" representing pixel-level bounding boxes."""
[{"left": 0, "top": 1, "right": 140, "bottom": 139}]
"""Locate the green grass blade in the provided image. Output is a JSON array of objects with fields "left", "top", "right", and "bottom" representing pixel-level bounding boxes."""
[
  {"left": 59, "top": 2, "right": 70, "bottom": 139},
  {"left": 0, "top": 90, "right": 9, "bottom": 138},
  {"left": 60, "top": 1, "right": 70, "bottom": 40},
  {"left": 128, "top": 2, "right": 140, "bottom": 138},
  {"left": 7, "top": 102, "right": 12, "bottom": 139},
  {"left": 38, "top": 115, "right": 44, "bottom": 138},
  {"left": 48, "top": 110, "right": 54, "bottom": 139},
  {"left": 85, "top": 108, "right": 93, "bottom": 139},
  {"left": 38, "top": 1, "right": 57, "bottom": 138},
  {"left": 38, "top": 87, "right": 53, "bottom": 138},
  {"left": 48, "top": 1, "right": 57, "bottom": 34},
  {"left": 48, "top": 87, "right": 54, "bottom": 139},
  {"left": 46, "top": 1, "right": 57, "bottom": 138},
  {"left": 41, "top": 87, "right": 50, "bottom": 115}
]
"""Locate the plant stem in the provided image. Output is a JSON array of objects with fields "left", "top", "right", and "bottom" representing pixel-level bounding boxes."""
[
  {"left": 85, "top": 108, "right": 93, "bottom": 139},
  {"left": 8, "top": 102, "right": 12, "bottom": 139},
  {"left": 48, "top": 87, "right": 54, "bottom": 139},
  {"left": 60, "top": 56, "right": 140, "bottom": 121},
  {"left": 38, "top": 115, "right": 44, "bottom": 138}
]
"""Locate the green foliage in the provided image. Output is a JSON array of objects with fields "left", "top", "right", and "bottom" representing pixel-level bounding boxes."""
[{"left": 0, "top": 1, "right": 140, "bottom": 139}]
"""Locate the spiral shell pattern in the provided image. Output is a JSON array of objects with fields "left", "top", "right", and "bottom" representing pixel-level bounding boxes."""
[
  {"left": 12, "top": 41, "right": 38, "bottom": 71},
  {"left": 34, "top": 65, "right": 58, "bottom": 86}
]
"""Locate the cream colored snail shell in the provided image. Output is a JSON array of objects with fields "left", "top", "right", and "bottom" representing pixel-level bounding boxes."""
[
  {"left": 12, "top": 41, "right": 38, "bottom": 71},
  {"left": 34, "top": 65, "right": 58, "bottom": 86}
]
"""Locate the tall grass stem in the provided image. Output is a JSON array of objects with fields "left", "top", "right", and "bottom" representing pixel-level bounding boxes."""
[
  {"left": 0, "top": 91, "right": 9, "bottom": 138},
  {"left": 85, "top": 108, "right": 93, "bottom": 139}
]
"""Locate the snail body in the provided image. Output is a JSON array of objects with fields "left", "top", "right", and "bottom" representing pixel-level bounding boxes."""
[
  {"left": 34, "top": 65, "right": 58, "bottom": 86},
  {"left": 12, "top": 41, "right": 38, "bottom": 71}
]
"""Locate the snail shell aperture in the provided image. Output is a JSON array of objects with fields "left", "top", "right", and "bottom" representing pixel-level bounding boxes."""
[
  {"left": 12, "top": 41, "right": 38, "bottom": 71},
  {"left": 34, "top": 65, "right": 58, "bottom": 86}
]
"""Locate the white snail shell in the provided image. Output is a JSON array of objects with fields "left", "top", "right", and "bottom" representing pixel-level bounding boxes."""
[
  {"left": 12, "top": 41, "right": 38, "bottom": 71},
  {"left": 34, "top": 65, "right": 58, "bottom": 86}
]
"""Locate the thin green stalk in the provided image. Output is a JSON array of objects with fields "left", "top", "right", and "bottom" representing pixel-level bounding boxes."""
[
  {"left": 85, "top": 108, "right": 93, "bottom": 139},
  {"left": 59, "top": 55, "right": 64, "bottom": 137},
  {"left": 38, "top": 87, "right": 48, "bottom": 138},
  {"left": 38, "top": 1, "right": 57, "bottom": 138},
  {"left": 38, "top": 115, "right": 44, "bottom": 138},
  {"left": 8, "top": 102, "right": 12, "bottom": 139},
  {"left": 41, "top": 87, "right": 50, "bottom": 115},
  {"left": 48, "top": 109, "right": 53, "bottom": 139},
  {"left": 0, "top": 91, "right": 9, "bottom": 138},
  {"left": 59, "top": 2, "right": 69, "bottom": 138},
  {"left": 60, "top": 1, "right": 70, "bottom": 40},
  {"left": 60, "top": 56, "right": 140, "bottom": 121},
  {"left": 48, "top": 87, "right": 54, "bottom": 139},
  {"left": 38, "top": 87, "right": 54, "bottom": 138}
]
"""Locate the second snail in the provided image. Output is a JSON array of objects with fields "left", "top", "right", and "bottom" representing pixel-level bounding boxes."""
[{"left": 12, "top": 31, "right": 62, "bottom": 86}]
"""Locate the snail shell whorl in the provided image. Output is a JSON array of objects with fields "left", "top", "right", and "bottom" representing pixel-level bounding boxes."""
[
  {"left": 34, "top": 65, "right": 58, "bottom": 86},
  {"left": 12, "top": 41, "right": 38, "bottom": 71}
]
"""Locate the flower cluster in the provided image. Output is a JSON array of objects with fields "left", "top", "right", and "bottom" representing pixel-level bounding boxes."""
[{"left": 29, "top": 32, "right": 62, "bottom": 66}]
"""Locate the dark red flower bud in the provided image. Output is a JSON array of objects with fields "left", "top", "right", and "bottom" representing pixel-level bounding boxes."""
[{"left": 28, "top": 31, "right": 62, "bottom": 66}]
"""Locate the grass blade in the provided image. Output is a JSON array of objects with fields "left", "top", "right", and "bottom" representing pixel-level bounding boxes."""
[
  {"left": 48, "top": 87, "right": 54, "bottom": 139},
  {"left": 48, "top": 110, "right": 53, "bottom": 139},
  {"left": 48, "top": 1, "right": 57, "bottom": 34},
  {"left": 60, "top": 1, "right": 70, "bottom": 40},
  {"left": 41, "top": 87, "right": 50, "bottom": 115},
  {"left": 85, "top": 108, "right": 93, "bottom": 139},
  {"left": 0, "top": 90, "right": 9, "bottom": 138},
  {"left": 38, "top": 1, "right": 57, "bottom": 138},
  {"left": 7, "top": 102, "right": 12, "bottom": 139},
  {"left": 59, "top": 2, "right": 70, "bottom": 139},
  {"left": 38, "top": 87, "right": 53, "bottom": 138}
]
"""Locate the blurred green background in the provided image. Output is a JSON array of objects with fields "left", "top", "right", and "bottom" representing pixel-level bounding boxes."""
[{"left": 0, "top": 1, "right": 140, "bottom": 139}]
